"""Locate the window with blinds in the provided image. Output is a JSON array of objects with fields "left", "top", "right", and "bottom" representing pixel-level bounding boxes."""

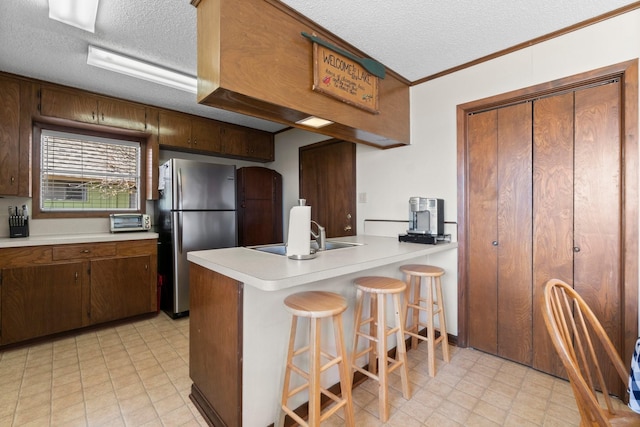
[{"left": 40, "top": 129, "right": 141, "bottom": 212}]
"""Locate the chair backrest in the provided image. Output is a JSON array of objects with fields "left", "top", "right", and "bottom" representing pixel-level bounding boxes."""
[{"left": 542, "top": 279, "right": 630, "bottom": 426}]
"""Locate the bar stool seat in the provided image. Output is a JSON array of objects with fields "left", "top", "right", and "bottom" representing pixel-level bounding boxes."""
[
  {"left": 351, "top": 276, "right": 410, "bottom": 422},
  {"left": 279, "top": 291, "right": 354, "bottom": 427},
  {"left": 400, "top": 264, "right": 450, "bottom": 377}
]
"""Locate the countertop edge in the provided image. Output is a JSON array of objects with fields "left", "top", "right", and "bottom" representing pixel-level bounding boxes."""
[
  {"left": 188, "top": 238, "right": 458, "bottom": 291},
  {"left": 0, "top": 232, "right": 159, "bottom": 248}
]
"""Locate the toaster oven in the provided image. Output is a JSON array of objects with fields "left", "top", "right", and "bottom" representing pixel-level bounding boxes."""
[{"left": 109, "top": 213, "right": 151, "bottom": 232}]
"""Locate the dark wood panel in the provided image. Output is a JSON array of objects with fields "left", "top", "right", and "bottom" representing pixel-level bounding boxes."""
[
  {"left": 237, "top": 167, "right": 283, "bottom": 246},
  {"left": 496, "top": 102, "right": 533, "bottom": 365},
  {"left": 299, "top": 140, "right": 356, "bottom": 237},
  {"left": 89, "top": 256, "right": 153, "bottom": 323},
  {"left": 191, "top": 116, "right": 222, "bottom": 153},
  {"left": 189, "top": 264, "right": 242, "bottom": 427},
  {"left": 531, "top": 91, "right": 575, "bottom": 377},
  {"left": 0, "top": 75, "right": 20, "bottom": 196},
  {"left": 467, "top": 109, "right": 498, "bottom": 354},
  {"left": 1, "top": 263, "right": 83, "bottom": 344},
  {"left": 574, "top": 81, "right": 623, "bottom": 396}
]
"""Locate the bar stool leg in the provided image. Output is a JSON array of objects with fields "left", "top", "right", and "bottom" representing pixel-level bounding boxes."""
[
  {"left": 333, "top": 314, "right": 354, "bottom": 426},
  {"left": 426, "top": 276, "right": 436, "bottom": 377},
  {"left": 369, "top": 294, "right": 378, "bottom": 374},
  {"left": 309, "top": 317, "right": 321, "bottom": 426},
  {"left": 393, "top": 292, "right": 411, "bottom": 399},
  {"left": 435, "top": 276, "right": 450, "bottom": 363},
  {"left": 376, "top": 291, "right": 388, "bottom": 422},
  {"left": 411, "top": 276, "right": 420, "bottom": 349},
  {"left": 278, "top": 316, "right": 298, "bottom": 427}
]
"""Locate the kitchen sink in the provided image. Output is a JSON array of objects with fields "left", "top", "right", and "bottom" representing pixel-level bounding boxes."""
[{"left": 250, "top": 240, "right": 363, "bottom": 255}]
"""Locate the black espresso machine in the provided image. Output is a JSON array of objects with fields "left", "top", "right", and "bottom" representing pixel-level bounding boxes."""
[{"left": 398, "top": 197, "right": 449, "bottom": 244}]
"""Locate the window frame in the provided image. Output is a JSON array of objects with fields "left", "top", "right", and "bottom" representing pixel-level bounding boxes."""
[{"left": 33, "top": 122, "right": 148, "bottom": 219}]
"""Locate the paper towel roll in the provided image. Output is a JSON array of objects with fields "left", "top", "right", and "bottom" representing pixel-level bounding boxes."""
[{"left": 286, "top": 205, "right": 311, "bottom": 256}]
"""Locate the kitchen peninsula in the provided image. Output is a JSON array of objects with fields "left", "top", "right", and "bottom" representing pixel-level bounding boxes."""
[{"left": 187, "top": 235, "right": 457, "bottom": 427}]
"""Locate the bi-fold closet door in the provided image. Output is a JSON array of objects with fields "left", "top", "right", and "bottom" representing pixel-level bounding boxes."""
[{"left": 467, "top": 80, "right": 622, "bottom": 391}]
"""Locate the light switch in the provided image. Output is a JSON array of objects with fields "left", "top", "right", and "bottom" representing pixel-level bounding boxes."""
[{"left": 358, "top": 192, "right": 367, "bottom": 203}]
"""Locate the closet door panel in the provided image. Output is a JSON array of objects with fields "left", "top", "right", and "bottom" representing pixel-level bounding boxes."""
[
  {"left": 574, "top": 82, "right": 622, "bottom": 351},
  {"left": 496, "top": 102, "right": 533, "bottom": 365},
  {"left": 531, "top": 92, "right": 575, "bottom": 376},
  {"left": 467, "top": 110, "right": 498, "bottom": 354}
]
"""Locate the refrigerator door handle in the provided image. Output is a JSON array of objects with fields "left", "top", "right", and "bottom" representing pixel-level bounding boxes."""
[
  {"left": 178, "top": 212, "right": 183, "bottom": 254},
  {"left": 177, "top": 168, "right": 184, "bottom": 211}
]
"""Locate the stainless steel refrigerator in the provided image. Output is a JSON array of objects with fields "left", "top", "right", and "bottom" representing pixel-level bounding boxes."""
[{"left": 157, "top": 159, "right": 237, "bottom": 318}]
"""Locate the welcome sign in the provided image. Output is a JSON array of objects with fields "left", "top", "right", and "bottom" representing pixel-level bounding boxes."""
[{"left": 311, "top": 43, "right": 379, "bottom": 113}]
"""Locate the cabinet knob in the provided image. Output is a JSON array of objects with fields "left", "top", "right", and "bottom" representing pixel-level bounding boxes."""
[
  {"left": 81, "top": 249, "right": 90, "bottom": 253},
  {"left": 11, "top": 176, "right": 15, "bottom": 183},
  {"left": 346, "top": 213, "right": 352, "bottom": 219},
  {"left": 492, "top": 241, "right": 498, "bottom": 246},
  {"left": 573, "top": 246, "right": 581, "bottom": 253},
  {"left": 344, "top": 225, "right": 352, "bottom": 231}
]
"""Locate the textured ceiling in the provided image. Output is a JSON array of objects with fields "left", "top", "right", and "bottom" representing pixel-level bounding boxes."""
[{"left": 0, "top": 0, "right": 636, "bottom": 132}]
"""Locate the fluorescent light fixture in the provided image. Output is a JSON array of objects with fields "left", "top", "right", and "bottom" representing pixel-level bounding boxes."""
[
  {"left": 48, "top": 0, "right": 99, "bottom": 33},
  {"left": 87, "top": 45, "right": 197, "bottom": 94},
  {"left": 296, "top": 116, "right": 334, "bottom": 128}
]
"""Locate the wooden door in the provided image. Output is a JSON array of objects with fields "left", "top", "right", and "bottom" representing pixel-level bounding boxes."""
[
  {"left": 191, "top": 116, "right": 222, "bottom": 153},
  {"left": 236, "top": 167, "right": 283, "bottom": 246},
  {"left": 531, "top": 91, "right": 575, "bottom": 378},
  {"left": 299, "top": 140, "right": 356, "bottom": 237},
  {"left": 467, "top": 103, "right": 533, "bottom": 365},
  {"left": 573, "top": 82, "right": 623, "bottom": 394},
  {"left": 1, "top": 263, "right": 83, "bottom": 344},
  {"left": 0, "top": 75, "right": 20, "bottom": 196}
]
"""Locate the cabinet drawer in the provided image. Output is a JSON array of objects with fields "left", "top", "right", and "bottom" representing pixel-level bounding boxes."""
[{"left": 52, "top": 243, "right": 117, "bottom": 260}]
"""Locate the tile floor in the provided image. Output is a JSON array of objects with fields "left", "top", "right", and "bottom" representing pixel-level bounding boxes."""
[{"left": 0, "top": 312, "right": 594, "bottom": 426}]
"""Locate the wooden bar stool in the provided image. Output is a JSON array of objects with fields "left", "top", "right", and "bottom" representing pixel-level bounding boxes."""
[
  {"left": 279, "top": 291, "right": 354, "bottom": 427},
  {"left": 351, "top": 276, "right": 410, "bottom": 422},
  {"left": 400, "top": 264, "right": 450, "bottom": 377}
]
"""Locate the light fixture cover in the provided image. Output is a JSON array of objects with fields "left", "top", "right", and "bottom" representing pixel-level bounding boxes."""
[
  {"left": 296, "top": 116, "right": 334, "bottom": 129},
  {"left": 49, "top": 0, "right": 99, "bottom": 33},
  {"left": 87, "top": 45, "right": 198, "bottom": 94}
]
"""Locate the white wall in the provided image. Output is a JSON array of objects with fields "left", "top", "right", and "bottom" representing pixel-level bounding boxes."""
[{"left": 274, "top": 8, "right": 640, "bottom": 336}]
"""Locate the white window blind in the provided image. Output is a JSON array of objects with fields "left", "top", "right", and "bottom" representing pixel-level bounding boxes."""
[{"left": 40, "top": 129, "right": 141, "bottom": 212}]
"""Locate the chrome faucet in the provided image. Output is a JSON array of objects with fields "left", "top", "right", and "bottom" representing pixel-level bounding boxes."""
[{"left": 310, "top": 220, "right": 326, "bottom": 250}]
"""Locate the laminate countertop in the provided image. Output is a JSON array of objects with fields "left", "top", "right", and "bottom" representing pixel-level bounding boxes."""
[
  {"left": 187, "top": 235, "right": 458, "bottom": 291},
  {"left": 0, "top": 232, "right": 159, "bottom": 248}
]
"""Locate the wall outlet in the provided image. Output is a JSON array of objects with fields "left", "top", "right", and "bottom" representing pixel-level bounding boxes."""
[{"left": 358, "top": 192, "right": 367, "bottom": 203}]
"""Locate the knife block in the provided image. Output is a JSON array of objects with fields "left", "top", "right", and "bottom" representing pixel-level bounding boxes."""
[{"left": 9, "top": 216, "right": 29, "bottom": 238}]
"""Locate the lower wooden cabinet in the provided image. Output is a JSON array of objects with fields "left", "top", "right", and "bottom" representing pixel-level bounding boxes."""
[
  {"left": 89, "top": 255, "right": 153, "bottom": 324},
  {"left": 1, "top": 263, "right": 84, "bottom": 344},
  {"left": 0, "top": 239, "right": 157, "bottom": 346}
]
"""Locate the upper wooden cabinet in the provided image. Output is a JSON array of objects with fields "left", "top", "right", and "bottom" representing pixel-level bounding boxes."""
[
  {"left": 161, "top": 110, "right": 273, "bottom": 162},
  {"left": 0, "top": 75, "right": 21, "bottom": 196},
  {"left": 39, "top": 85, "right": 147, "bottom": 131},
  {"left": 194, "top": 0, "right": 410, "bottom": 148},
  {"left": 221, "top": 124, "right": 274, "bottom": 162},
  {"left": 159, "top": 110, "right": 222, "bottom": 153}
]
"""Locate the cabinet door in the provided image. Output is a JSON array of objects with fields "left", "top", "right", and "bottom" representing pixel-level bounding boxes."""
[
  {"left": 246, "top": 130, "right": 274, "bottom": 162},
  {"left": 89, "top": 256, "right": 153, "bottom": 324},
  {"left": 221, "top": 125, "right": 248, "bottom": 157},
  {"left": 40, "top": 86, "right": 98, "bottom": 124},
  {"left": 191, "top": 116, "right": 222, "bottom": 153},
  {"left": 1, "top": 263, "right": 83, "bottom": 345},
  {"left": 98, "top": 98, "right": 147, "bottom": 131},
  {"left": 159, "top": 111, "right": 192, "bottom": 149},
  {"left": 0, "top": 75, "right": 20, "bottom": 196}
]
